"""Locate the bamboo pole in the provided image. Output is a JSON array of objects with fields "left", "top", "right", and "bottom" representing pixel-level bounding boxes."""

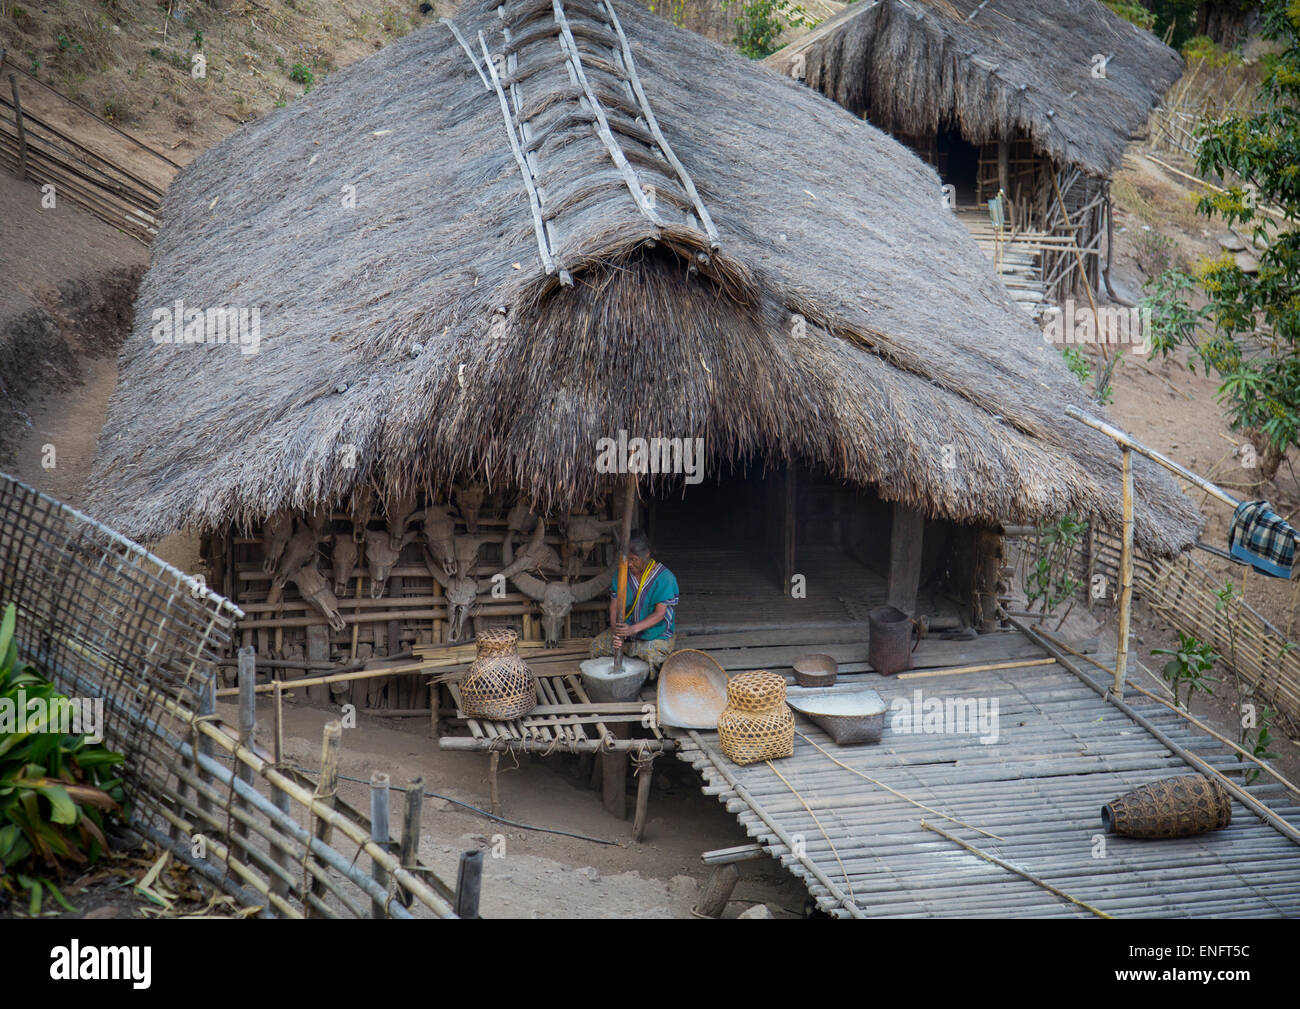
[
  {"left": 1115, "top": 445, "right": 1135, "bottom": 694},
  {"left": 370, "top": 772, "right": 391, "bottom": 918},
  {"left": 612, "top": 475, "right": 636, "bottom": 674},
  {"left": 399, "top": 777, "right": 423, "bottom": 908},
  {"left": 306, "top": 720, "right": 342, "bottom": 918},
  {"left": 8, "top": 73, "right": 27, "bottom": 181}
]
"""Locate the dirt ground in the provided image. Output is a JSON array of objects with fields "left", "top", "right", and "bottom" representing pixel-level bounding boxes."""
[{"left": 217, "top": 695, "right": 807, "bottom": 918}]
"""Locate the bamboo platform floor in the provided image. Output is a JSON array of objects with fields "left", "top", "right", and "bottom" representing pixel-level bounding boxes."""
[
  {"left": 660, "top": 544, "right": 962, "bottom": 636},
  {"left": 955, "top": 207, "right": 1051, "bottom": 318},
  {"left": 674, "top": 630, "right": 1300, "bottom": 918}
]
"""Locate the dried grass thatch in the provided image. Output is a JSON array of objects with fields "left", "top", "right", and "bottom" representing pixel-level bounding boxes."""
[
  {"left": 765, "top": 0, "right": 1184, "bottom": 178},
  {"left": 88, "top": 0, "right": 1201, "bottom": 554}
]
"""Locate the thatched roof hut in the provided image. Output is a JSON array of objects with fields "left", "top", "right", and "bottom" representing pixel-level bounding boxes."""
[
  {"left": 764, "top": 0, "right": 1183, "bottom": 181},
  {"left": 88, "top": 0, "right": 1200, "bottom": 558}
]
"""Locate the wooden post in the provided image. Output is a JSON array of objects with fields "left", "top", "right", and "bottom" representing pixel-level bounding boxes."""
[
  {"left": 612, "top": 475, "right": 636, "bottom": 673},
  {"left": 997, "top": 139, "right": 1010, "bottom": 201},
  {"left": 602, "top": 726, "right": 628, "bottom": 819},
  {"left": 8, "top": 73, "right": 28, "bottom": 182},
  {"left": 305, "top": 624, "right": 330, "bottom": 705},
  {"left": 197, "top": 669, "right": 215, "bottom": 816},
  {"left": 269, "top": 678, "right": 292, "bottom": 903},
  {"left": 398, "top": 777, "right": 423, "bottom": 908},
  {"left": 234, "top": 647, "right": 256, "bottom": 861},
  {"left": 695, "top": 864, "right": 740, "bottom": 919},
  {"left": 455, "top": 850, "right": 483, "bottom": 919},
  {"left": 632, "top": 754, "right": 653, "bottom": 842},
  {"left": 887, "top": 504, "right": 925, "bottom": 614},
  {"left": 488, "top": 750, "right": 500, "bottom": 815},
  {"left": 1115, "top": 446, "right": 1135, "bottom": 695},
  {"left": 370, "top": 772, "right": 391, "bottom": 918},
  {"left": 306, "top": 720, "right": 342, "bottom": 918}
]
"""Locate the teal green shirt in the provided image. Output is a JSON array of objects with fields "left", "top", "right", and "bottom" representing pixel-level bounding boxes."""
[{"left": 610, "top": 562, "right": 679, "bottom": 641}]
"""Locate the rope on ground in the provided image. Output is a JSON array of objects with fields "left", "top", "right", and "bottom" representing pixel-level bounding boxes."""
[
  {"left": 289, "top": 766, "right": 620, "bottom": 846},
  {"left": 920, "top": 820, "right": 1112, "bottom": 919},
  {"left": 764, "top": 758, "right": 855, "bottom": 904},
  {"left": 795, "top": 730, "right": 1005, "bottom": 841}
]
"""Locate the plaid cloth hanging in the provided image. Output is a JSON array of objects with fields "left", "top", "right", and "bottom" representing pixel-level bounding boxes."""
[{"left": 1228, "top": 499, "right": 1298, "bottom": 579}]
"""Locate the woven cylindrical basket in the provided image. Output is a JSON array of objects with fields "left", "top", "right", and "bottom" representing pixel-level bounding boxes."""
[
  {"left": 1102, "top": 774, "right": 1232, "bottom": 839},
  {"left": 718, "top": 670, "right": 794, "bottom": 765},
  {"left": 460, "top": 627, "right": 536, "bottom": 721}
]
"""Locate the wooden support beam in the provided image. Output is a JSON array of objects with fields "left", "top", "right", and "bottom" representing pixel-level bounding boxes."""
[
  {"left": 694, "top": 864, "right": 740, "bottom": 919},
  {"left": 8, "top": 73, "right": 27, "bottom": 182},
  {"left": 887, "top": 504, "right": 925, "bottom": 614}
]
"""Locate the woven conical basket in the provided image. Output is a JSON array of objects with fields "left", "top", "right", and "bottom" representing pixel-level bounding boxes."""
[
  {"left": 460, "top": 627, "right": 536, "bottom": 721},
  {"left": 718, "top": 670, "right": 794, "bottom": 765},
  {"left": 1102, "top": 774, "right": 1232, "bottom": 839}
]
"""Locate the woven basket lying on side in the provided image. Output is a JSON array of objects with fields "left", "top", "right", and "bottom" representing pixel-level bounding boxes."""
[
  {"left": 460, "top": 627, "right": 536, "bottom": 721},
  {"left": 718, "top": 670, "right": 794, "bottom": 765},
  {"left": 1102, "top": 773, "right": 1232, "bottom": 839}
]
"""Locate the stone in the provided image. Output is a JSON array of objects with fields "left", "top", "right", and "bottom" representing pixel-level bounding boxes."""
[{"left": 737, "top": 903, "right": 775, "bottom": 919}]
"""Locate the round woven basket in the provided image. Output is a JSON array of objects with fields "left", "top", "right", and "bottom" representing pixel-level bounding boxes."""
[
  {"left": 725, "top": 670, "right": 788, "bottom": 713},
  {"left": 718, "top": 670, "right": 794, "bottom": 765},
  {"left": 460, "top": 628, "right": 536, "bottom": 720}
]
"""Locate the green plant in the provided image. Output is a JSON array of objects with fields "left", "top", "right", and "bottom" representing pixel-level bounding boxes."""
[
  {"left": 1061, "top": 346, "right": 1091, "bottom": 384},
  {"left": 1182, "top": 34, "right": 1245, "bottom": 68},
  {"left": 56, "top": 33, "right": 84, "bottom": 55},
  {"left": 1141, "top": 269, "right": 1210, "bottom": 359},
  {"left": 1240, "top": 706, "right": 1281, "bottom": 785},
  {"left": 1149, "top": 0, "right": 1300, "bottom": 483},
  {"left": 1152, "top": 632, "right": 1219, "bottom": 709},
  {"left": 0, "top": 603, "right": 126, "bottom": 915},
  {"left": 1025, "top": 513, "right": 1087, "bottom": 615},
  {"left": 192, "top": 29, "right": 203, "bottom": 50},
  {"left": 648, "top": 0, "right": 689, "bottom": 26},
  {"left": 1101, "top": 0, "right": 1155, "bottom": 30},
  {"left": 724, "top": 0, "right": 814, "bottom": 59},
  {"left": 288, "top": 62, "right": 314, "bottom": 91}
]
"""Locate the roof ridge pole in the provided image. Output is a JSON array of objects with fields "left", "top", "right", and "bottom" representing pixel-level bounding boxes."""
[
  {"left": 599, "top": 0, "right": 720, "bottom": 248},
  {"left": 478, "top": 30, "right": 560, "bottom": 278},
  {"left": 550, "top": 0, "right": 666, "bottom": 230}
]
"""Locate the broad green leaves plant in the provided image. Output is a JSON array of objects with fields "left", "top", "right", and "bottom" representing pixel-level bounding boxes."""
[
  {"left": 1025, "top": 514, "right": 1087, "bottom": 614},
  {"left": 1152, "top": 631, "right": 1220, "bottom": 708},
  {"left": 0, "top": 603, "right": 126, "bottom": 914},
  {"left": 1141, "top": 1, "right": 1300, "bottom": 480}
]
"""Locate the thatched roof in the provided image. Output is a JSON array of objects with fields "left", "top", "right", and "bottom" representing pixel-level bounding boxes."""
[
  {"left": 88, "top": 0, "right": 1201, "bottom": 554},
  {"left": 765, "top": 0, "right": 1183, "bottom": 178}
]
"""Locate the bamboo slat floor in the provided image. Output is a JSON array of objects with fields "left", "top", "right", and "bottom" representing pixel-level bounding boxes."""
[{"left": 674, "top": 629, "right": 1300, "bottom": 918}]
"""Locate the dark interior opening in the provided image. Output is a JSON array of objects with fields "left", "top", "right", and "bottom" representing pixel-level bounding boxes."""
[{"left": 637, "top": 461, "right": 969, "bottom": 636}]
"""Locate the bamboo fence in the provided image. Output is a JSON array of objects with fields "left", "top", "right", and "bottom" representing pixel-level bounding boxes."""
[
  {"left": 1011, "top": 522, "right": 1300, "bottom": 733},
  {"left": 0, "top": 471, "right": 459, "bottom": 918}
]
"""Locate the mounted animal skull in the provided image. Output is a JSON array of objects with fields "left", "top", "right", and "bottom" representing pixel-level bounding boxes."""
[
  {"left": 291, "top": 565, "right": 347, "bottom": 632},
  {"left": 261, "top": 511, "right": 294, "bottom": 574},
  {"left": 331, "top": 534, "right": 359, "bottom": 597},
  {"left": 512, "top": 566, "right": 614, "bottom": 648},
  {"left": 498, "top": 519, "right": 562, "bottom": 580},
  {"left": 272, "top": 526, "right": 324, "bottom": 593},
  {"left": 384, "top": 490, "right": 419, "bottom": 552},
  {"left": 419, "top": 503, "right": 458, "bottom": 576},
  {"left": 504, "top": 498, "right": 538, "bottom": 547},
  {"left": 452, "top": 534, "right": 491, "bottom": 578},
  {"left": 364, "top": 527, "right": 412, "bottom": 599},
  {"left": 423, "top": 552, "right": 494, "bottom": 642},
  {"left": 559, "top": 515, "right": 621, "bottom": 578},
  {"left": 453, "top": 482, "right": 488, "bottom": 533}
]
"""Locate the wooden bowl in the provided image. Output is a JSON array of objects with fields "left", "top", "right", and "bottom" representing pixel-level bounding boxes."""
[{"left": 792, "top": 653, "right": 838, "bottom": 688}]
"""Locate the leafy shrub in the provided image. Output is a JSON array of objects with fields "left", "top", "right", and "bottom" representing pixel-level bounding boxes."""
[
  {"left": 1152, "top": 632, "right": 1219, "bottom": 708},
  {"left": 288, "top": 62, "right": 314, "bottom": 91},
  {"left": 1102, "top": 0, "right": 1155, "bottom": 30},
  {"left": 0, "top": 603, "right": 126, "bottom": 914}
]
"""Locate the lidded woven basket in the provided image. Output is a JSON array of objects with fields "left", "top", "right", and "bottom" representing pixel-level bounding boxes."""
[
  {"left": 1102, "top": 773, "right": 1232, "bottom": 839},
  {"left": 718, "top": 670, "right": 794, "bottom": 765},
  {"left": 460, "top": 627, "right": 536, "bottom": 721}
]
